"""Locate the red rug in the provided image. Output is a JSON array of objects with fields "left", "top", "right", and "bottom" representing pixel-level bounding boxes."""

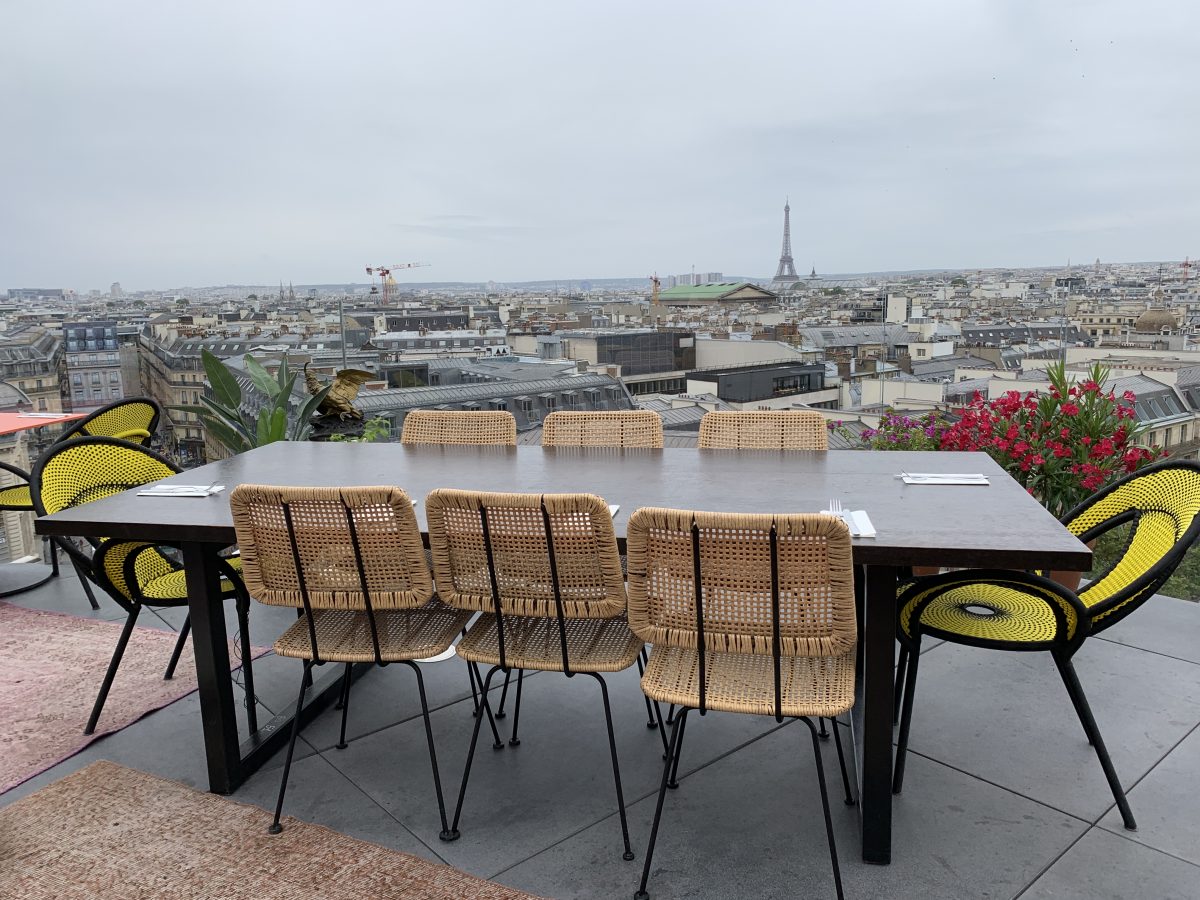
[{"left": 0, "top": 602, "right": 267, "bottom": 793}]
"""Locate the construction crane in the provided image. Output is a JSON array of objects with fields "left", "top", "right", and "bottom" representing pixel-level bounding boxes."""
[
  {"left": 649, "top": 273, "right": 661, "bottom": 305},
  {"left": 365, "top": 262, "right": 430, "bottom": 305}
]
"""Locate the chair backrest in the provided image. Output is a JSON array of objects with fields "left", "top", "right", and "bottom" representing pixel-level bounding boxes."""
[
  {"left": 425, "top": 489, "right": 626, "bottom": 620},
  {"left": 400, "top": 410, "right": 517, "bottom": 446},
  {"left": 625, "top": 508, "right": 856, "bottom": 659},
  {"left": 698, "top": 410, "right": 828, "bottom": 450},
  {"left": 1063, "top": 458, "right": 1200, "bottom": 628},
  {"left": 542, "top": 410, "right": 664, "bottom": 449},
  {"left": 229, "top": 485, "right": 433, "bottom": 611},
  {"left": 31, "top": 436, "right": 179, "bottom": 517},
  {"left": 56, "top": 398, "right": 161, "bottom": 446}
]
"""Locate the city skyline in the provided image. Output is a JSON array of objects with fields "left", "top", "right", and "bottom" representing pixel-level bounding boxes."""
[{"left": 3, "top": 1, "right": 1198, "bottom": 289}]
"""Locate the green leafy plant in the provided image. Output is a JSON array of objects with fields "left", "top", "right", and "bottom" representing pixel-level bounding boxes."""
[
  {"left": 173, "top": 349, "right": 330, "bottom": 454},
  {"left": 328, "top": 417, "right": 392, "bottom": 443}
]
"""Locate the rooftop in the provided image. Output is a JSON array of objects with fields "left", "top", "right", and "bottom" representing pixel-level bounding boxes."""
[{"left": 4, "top": 562, "right": 1198, "bottom": 899}]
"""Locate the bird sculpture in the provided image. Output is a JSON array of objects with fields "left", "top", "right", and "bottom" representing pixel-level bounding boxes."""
[{"left": 304, "top": 364, "right": 374, "bottom": 421}]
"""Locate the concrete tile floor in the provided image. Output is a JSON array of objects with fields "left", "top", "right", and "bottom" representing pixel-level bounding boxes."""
[{"left": 2, "top": 564, "right": 1199, "bottom": 899}]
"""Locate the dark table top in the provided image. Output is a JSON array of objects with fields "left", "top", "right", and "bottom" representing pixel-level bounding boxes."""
[{"left": 35, "top": 442, "right": 1092, "bottom": 570}]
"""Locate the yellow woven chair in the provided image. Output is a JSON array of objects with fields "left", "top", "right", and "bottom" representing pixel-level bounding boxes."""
[
  {"left": 541, "top": 410, "right": 664, "bottom": 449},
  {"left": 425, "top": 488, "right": 645, "bottom": 860},
  {"left": 56, "top": 397, "right": 161, "bottom": 445},
  {"left": 697, "top": 410, "right": 828, "bottom": 450},
  {"left": 400, "top": 410, "right": 517, "bottom": 446},
  {"left": 31, "top": 436, "right": 255, "bottom": 735},
  {"left": 230, "top": 484, "right": 472, "bottom": 838},
  {"left": 893, "top": 458, "right": 1200, "bottom": 832},
  {"left": 0, "top": 398, "right": 162, "bottom": 609},
  {"left": 625, "top": 508, "right": 857, "bottom": 900}
]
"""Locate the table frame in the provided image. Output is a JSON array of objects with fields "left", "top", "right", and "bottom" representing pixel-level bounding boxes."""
[{"left": 36, "top": 443, "right": 1091, "bottom": 864}]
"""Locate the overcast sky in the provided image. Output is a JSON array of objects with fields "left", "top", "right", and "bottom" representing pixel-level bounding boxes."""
[{"left": 2, "top": 1, "right": 1197, "bottom": 291}]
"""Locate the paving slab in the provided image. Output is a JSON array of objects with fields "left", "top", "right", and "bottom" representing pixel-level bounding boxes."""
[
  {"left": 322, "top": 665, "right": 785, "bottom": 877},
  {"left": 232, "top": 750, "right": 442, "bottom": 862},
  {"left": 900, "top": 636, "right": 1200, "bottom": 822},
  {"left": 498, "top": 720, "right": 1085, "bottom": 900},
  {"left": 1022, "top": 827, "right": 1200, "bottom": 900},
  {"left": 1097, "top": 593, "right": 1200, "bottom": 666},
  {"left": 1098, "top": 722, "right": 1200, "bottom": 865}
]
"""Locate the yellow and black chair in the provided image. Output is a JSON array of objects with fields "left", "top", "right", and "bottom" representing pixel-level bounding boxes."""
[
  {"left": 893, "top": 458, "right": 1200, "bottom": 831},
  {"left": 1, "top": 398, "right": 162, "bottom": 609},
  {"left": 56, "top": 397, "right": 162, "bottom": 445},
  {"left": 31, "top": 436, "right": 256, "bottom": 735}
]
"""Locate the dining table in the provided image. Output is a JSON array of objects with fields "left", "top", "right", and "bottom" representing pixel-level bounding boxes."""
[
  {"left": 34, "top": 441, "right": 1092, "bottom": 864},
  {"left": 0, "top": 410, "right": 85, "bottom": 596}
]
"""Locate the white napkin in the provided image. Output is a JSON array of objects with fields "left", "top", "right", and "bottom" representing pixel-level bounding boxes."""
[
  {"left": 821, "top": 509, "right": 876, "bottom": 538},
  {"left": 901, "top": 473, "right": 989, "bottom": 485},
  {"left": 137, "top": 484, "right": 225, "bottom": 497},
  {"left": 608, "top": 504, "right": 620, "bottom": 518}
]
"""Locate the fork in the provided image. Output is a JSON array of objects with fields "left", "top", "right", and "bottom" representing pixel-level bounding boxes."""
[{"left": 828, "top": 498, "right": 843, "bottom": 516}]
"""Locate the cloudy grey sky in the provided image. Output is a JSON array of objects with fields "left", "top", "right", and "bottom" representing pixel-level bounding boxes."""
[{"left": 3, "top": 1, "right": 1197, "bottom": 290}]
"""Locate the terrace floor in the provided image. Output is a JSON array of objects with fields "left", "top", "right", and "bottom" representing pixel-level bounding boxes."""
[{"left": 4, "top": 564, "right": 1200, "bottom": 899}]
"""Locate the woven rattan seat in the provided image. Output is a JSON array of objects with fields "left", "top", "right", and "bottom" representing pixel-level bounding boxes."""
[
  {"left": 697, "top": 410, "right": 828, "bottom": 450},
  {"left": 229, "top": 483, "right": 464, "bottom": 839},
  {"left": 425, "top": 488, "right": 644, "bottom": 859},
  {"left": 456, "top": 613, "right": 643, "bottom": 673},
  {"left": 640, "top": 645, "right": 854, "bottom": 718},
  {"left": 273, "top": 602, "right": 471, "bottom": 663},
  {"left": 0, "top": 482, "right": 32, "bottom": 509},
  {"left": 541, "top": 411, "right": 664, "bottom": 449},
  {"left": 401, "top": 410, "right": 516, "bottom": 446},
  {"left": 31, "top": 436, "right": 256, "bottom": 736},
  {"left": 626, "top": 507, "right": 856, "bottom": 900},
  {"left": 893, "top": 459, "right": 1200, "bottom": 835}
]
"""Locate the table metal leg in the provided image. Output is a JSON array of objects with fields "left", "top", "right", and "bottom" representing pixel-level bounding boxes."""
[
  {"left": 856, "top": 563, "right": 897, "bottom": 864},
  {"left": 182, "top": 542, "right": 242, "bottom": 793}
]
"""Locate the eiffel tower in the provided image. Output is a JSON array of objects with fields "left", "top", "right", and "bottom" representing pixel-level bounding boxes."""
[{"left": 770, "top": 199, "right": 799, "bottom": 288}]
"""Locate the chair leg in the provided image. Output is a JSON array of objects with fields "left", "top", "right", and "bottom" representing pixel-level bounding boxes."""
[
  {"left": 508, "top": 668, "right": 525, "bottom": 747},
  {"left": 163, "top": 615, "right": 191, "bottom": 680},
  {"left": 403, "top": 661, "right": 456, "bottom": 840},
  {"left": 667, "top": 705, "right": 689, "bottom": 789},
  {"left": 830, "top": 716, "right": 856, "bottom": 806},
  {"left": 801, "top": 717, "right": 846, "bottom": 900},
  {"left": 469, "top": 663, "right": 504, "bottom": 750},
  {"left": 1054, "top": 653, "right": 1136, "bottom": 830},
  {"left": 894, "top": 645, "right": 910, "bottom": 725},
  {"left": 495, "top": 668, "right": 514, "bottom": 719},
  {"left": 270, "top": 660, "right": 313, "bottom": 834},
  {"left": 892, "top": 636, "right": 923, "bottom": 794},
  {"left": 818, "top": 717, "right": 830, "bottom": 740},
  {"left": 466, "top": 656, "right": 481, "bottom": 717},
  {"left": 70, "top": 555, "right": 101, "bottom": 611},
  {"left": 85, "top": 605, "right": 142, "bottom": 735},
  {"left": 236, "top": 594, "right": 258, "bottom": 734},
  {"left": 588, "top": 673, "right": 635, "bottom": 860},
  {"left": 446, "top": 665, "right": 503, "bottom": 840},
  {"left": 335, "top": 662, "right": 353, "bottom": 749},
  {"left": 47, "top": 537, "right": 60, "bottom": 577},
  {"left": 635, "top": 708, "right": 688, "bottom": 900},
  {"left": 637, "top": 648, "right": 658, "bottom": 730}
]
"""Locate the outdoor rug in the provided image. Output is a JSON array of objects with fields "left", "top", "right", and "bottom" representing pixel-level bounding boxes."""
[
  {"left": 0, "top": 761, "right": 544, "bottom": 899},
  {"left": 0, "top": 602, "right": 266, "bottom": 793}
]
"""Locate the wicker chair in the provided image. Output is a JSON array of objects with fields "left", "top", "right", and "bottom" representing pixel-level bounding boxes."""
[
  {"left": 400, "top": 410, "right": 517, "bottom": 446},
  {"left": 893, "top": 459, "right": 1200, "bottom": 832},
  {"left": 541, "top": 410, "right": 664, "bottom": 449},
  {"left": 230, "top": 484, "right": 472, "bottom": 837},
  {"left": 625, "top": 508, "right": 857, "bottom": 900},
  {"left": 1, "top": 398, "right": 162, "bottom": 609},
  {"left": 425, "top": 488, "right": 646, "bottom": 860},
  {"left": 697, "top": 410, "right": 828, "bottom": 450},
  {"left": 31, "top": 437, "right": 255, "bottom": 735}
]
